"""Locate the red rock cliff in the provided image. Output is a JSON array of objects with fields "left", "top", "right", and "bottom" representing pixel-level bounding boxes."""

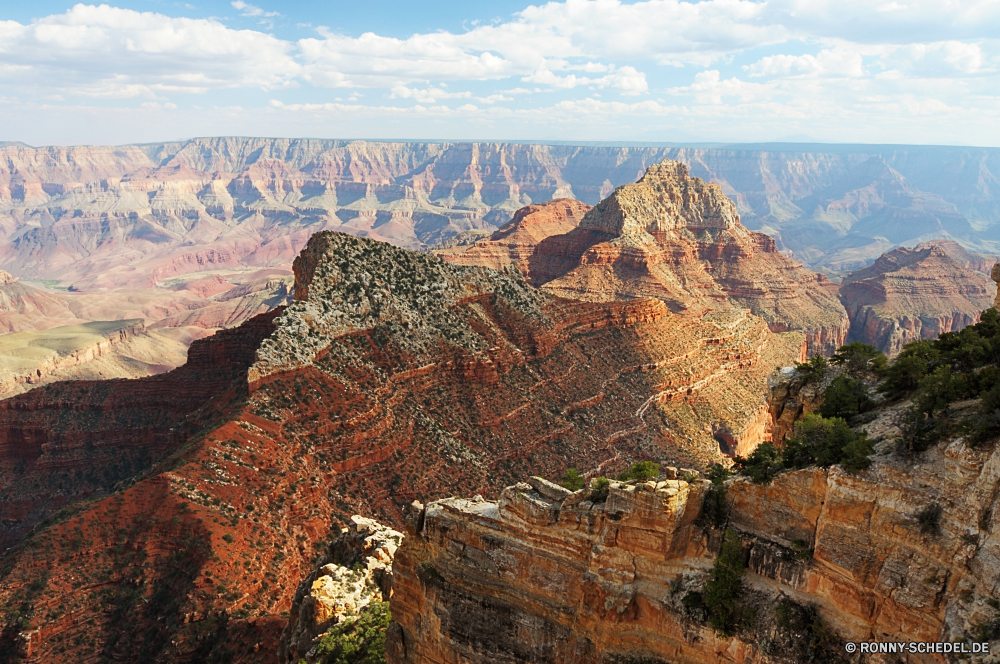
[
  {"left": 442, "top": 161, "right": 848, "bottom": 356},
  {"left": 390, "top": 427, "right": 1000, "bottom": 663},
  {"left": 0, "top": 231, "right": 803, "bottom": 663},
  {"left": 840, "top": 242, "right": 996, "bottom": 356}
]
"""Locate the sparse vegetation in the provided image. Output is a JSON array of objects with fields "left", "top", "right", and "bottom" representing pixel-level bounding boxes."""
[
  {"left": 734, "top": 414, "right": 873, "bottom": 483},
  {"left": 703, "top": 463, "right": 730, "bottom": 528},
  {"left": 312, "top": 600, "right": 391, "bottom": 664},
  {"left": 559, "top": 468, "right": 585, "bottom": 491},
  {"left": 589, "top": 477, "right": 611, "bottom": 503},
  {"left": 795, "top": 355, "right": 828, "bottom": 382},
  {"left": 916, "top": 503, "right": 943, "bottom": 537},
  {"left": 618, "top": 461, "right": 660, "bottom": 482},
  {"left": 830, "top": 342, "right": 887, "bottom": 376},
  {"left": 819, "top": 375, "right": 874, "bottom": 420},
  {"left": 702, "top": 529, "right": 753, "bottom": 636}
]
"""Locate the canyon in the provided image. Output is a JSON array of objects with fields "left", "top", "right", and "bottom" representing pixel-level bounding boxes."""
[
  {"left": 2, "top": 139, "right": 999, "bottom": 392},
  {"left": 440, "top": 161, "right": 849, "bottom": 356},
  {"left": 839, "top": 241, "right": 997, "bottom": 355},
  {"left": 0, "top": 231, "right": 804, "bottom": 662},
  {"left": 1, "top": 140, "right": 1000, "bottom": 662}
]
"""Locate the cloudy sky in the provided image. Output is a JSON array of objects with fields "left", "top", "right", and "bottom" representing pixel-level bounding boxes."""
[{"left": 1, "top": 0, "right": 998, "bottom": 146}]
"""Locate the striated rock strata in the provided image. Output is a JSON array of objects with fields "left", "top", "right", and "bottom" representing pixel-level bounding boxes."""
[
  {"left": 390, "top": 427, "right": 1000, "bottom": 662},
  {"left": 442, "top": 161, "right": 848, "bottom": 356},
  {"left": 434, "top": 198, "right": 591, "bottom": 276},
  {"left": 840, "top": 242, "right": 996, "bottom": 355},
  {"left": 0, "top": 231, "right": 802, "bottom": 663}
]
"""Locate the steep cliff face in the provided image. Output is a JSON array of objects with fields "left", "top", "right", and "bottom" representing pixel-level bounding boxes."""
[
  {"left": 476, "top": 161, "right": 848, "bottom": 356},
  {"left": 840, "top": 242, "right": 996, "bottom": 355},
  {"left": 0, "top": 232, "right": 803, "bottom": 663},
  {"left": 434, "top": 198, "right": 591, "bottom": 276},
  {"left": 389, "top": 425, "right": 1000, "bottom": 663},
  {"left": 0, "top": 309, "right": 281, "bottom": 551}
]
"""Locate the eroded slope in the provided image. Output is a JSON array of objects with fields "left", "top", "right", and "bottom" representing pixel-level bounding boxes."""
[{"left": 0, "top": 231, "right": 802, "bottom": 662}]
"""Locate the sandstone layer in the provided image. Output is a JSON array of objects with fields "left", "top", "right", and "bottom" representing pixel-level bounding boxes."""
[
  {"left": 280, "top": 515, "right": 401, "bottom": 663},
  {"left": 5, "top": 140, "right": 997, "bottom": 374},
  {"left": 434, "top": 198, "right": 592, "bottom": 276},
  {"left": 840, "top": 242, "right": 996, "bottom": 355},
  {"left": 389, "top": 421, "right": 1000, "bottom": 663},
  {"left": 443, "top": 161, "right": 848, "bottom": 356},
  {"left": 0, "top": 231, "right": 803, "bottom": 662}
]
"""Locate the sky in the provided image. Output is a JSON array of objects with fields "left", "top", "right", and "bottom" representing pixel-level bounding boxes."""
[{"left": 1, "top": 0, "right": 999, "bottom": 147}]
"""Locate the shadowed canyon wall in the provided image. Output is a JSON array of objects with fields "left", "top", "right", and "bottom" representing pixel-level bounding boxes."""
[{"left": 0, "top": 231, "right": 803, "bottom": 662}]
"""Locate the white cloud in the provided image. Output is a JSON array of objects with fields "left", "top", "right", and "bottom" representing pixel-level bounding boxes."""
[
  {"left": 231, "top": 1, "right": 281, "bottom": 18},
  {"left": 390, "top": 85, "right": 472, "bottom": 103},
  {"left": 745, "top": 48, "right": 865, "bottom": 79},
  {"left": 0, "top": 4, "right": 299, "bottom": 97},
  {"left": 522, "top": 64, "right": 647, "bottom": 94},
  {"left": 670, "top": 70, "right": 771, "bottom": 104}
]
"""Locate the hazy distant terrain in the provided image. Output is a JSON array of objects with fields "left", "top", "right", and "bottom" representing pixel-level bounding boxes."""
[
  {"left": 1, "top": 137, "right": 998, "bottom": 390},
  {"left": 2, "top": 138, "right": 999, "bottom": 284}
]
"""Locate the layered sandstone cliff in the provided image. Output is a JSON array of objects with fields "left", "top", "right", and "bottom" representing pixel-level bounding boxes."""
[
  {"left": 443, "top": 161, "right": 848, "bottom": 356},
  {"left": 840, "top": 242, "right": 996, "bottom": 355},
  {"left": 0, "top": 232, "right": 803, "bottom": 663},
  {"left": 389, "top": 422, "right": 1000, "bottom": 663},
  {"left": 434, "top": 198, "right": 592, "bottom": 276}
]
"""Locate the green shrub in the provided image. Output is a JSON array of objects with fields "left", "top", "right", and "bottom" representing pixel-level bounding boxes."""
[
  {"left": 619, "top": 461, "right": 660, "bottom": 482},
  {"left": 782, "top": 414, "right": 873, "bottom": 473},
  {"left": 831, "top": 342, "right": 887, "bottom": 376},
  {"left": 819, "top": 375, "right": 874, "bottom": 420},
  {"left": 774, "top": 599, "right": 842, "bottom": 662},
  {"left": 313, "top": 600, "right": 390, "bottom": 664},
  {"left": 795, "top": 356, "right": 828, "bottom": 382},
  {"left": 916, "top": 503, "right": 943, "bottom": 537},
  {"left": 733, "top": 442, "right": 782, "bottom": 485},
  {"left": 899, "top": 406, "right": 951, "bottom": 453},
  {"left": 703, "top": 529, "right": 752, "bottom": 636},
  {"left": 879, "top": 339, "right": 938, "bottom": 397},
  {"left": 681, "top": 591, "right": 707, "bottom": 622},
  {"left": 703, "top": 463, "right": 730, "bottom": 527},
  {"left": 914, "top": 366, "right": 966, "bottom": 416},
  {"left": 559, "top": 468, "right": 585, "bottom": 491},
  {"left": 589, "top": 478, "right": 611, "bottom": 503}
]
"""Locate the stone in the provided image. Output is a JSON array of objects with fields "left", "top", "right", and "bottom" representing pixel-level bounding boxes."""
[
  {"left": 527, "top": 475, "right": 573, "bottom": 502},
  {"left": 840, "top": 241, "right": 996, "bottom": 355}
]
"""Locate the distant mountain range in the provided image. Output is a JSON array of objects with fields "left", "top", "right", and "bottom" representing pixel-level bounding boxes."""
[{"left": 2, "top": 138, "right": 998, "bottom": 285}]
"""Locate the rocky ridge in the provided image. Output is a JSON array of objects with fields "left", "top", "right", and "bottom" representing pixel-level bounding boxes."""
[
  {"left": 0, "top": 231, "right": 803, "bottom": 663},
  {"left": 839, "top": 242, "right": 996, "bottom": 355},
  {"left": 442, "top": 161, "right": 849, "bottom": 356}
]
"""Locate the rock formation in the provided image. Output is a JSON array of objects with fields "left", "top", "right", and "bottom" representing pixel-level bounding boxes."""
[
  {"left": 443, "top": 161, "right": 848, "bottom": 356},
  {"left": 0, "top": 232, "right": 803, "bottom": 662},
  {"left": 280, "top": 515, "right": 401, "bottom": 663},
  {"left": 840, "top": 242, "right": 996, "bottom": 355},
  {"left": 389, "top": 416, "right": 1000, "bottom": 662},
  {"left": 434, "top": 198, "right": 592, "bottom": 276},
  {"left": 5, "top": 139, "right": 998, "bottom": 373},
  {"left": 993, "top": 263, "right": 1000, "bottom": 310}
]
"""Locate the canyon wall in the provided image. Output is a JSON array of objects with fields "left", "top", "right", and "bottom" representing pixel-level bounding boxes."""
[
  {"left": 0, "top": 232, "right": 803, "bottom": 663},
  {"left": 441, "top": 162, "right": 848, "bottom": 356},
  {"left": 839, "top": 242, "right": 996, "bottom": 355},
  {"left": 3, "top": 139, "right": 1000, "bottom": 289},
  {"left": 389, "top": 422, "right": 1000, "bottom": 663}
]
